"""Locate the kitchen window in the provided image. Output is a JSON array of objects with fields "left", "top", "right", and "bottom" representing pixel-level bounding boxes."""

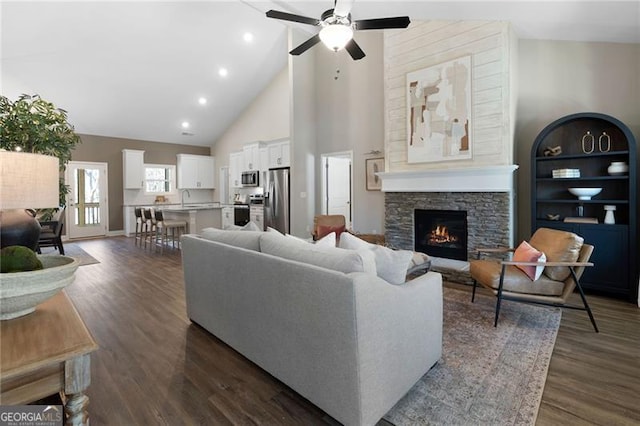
[{"left": 144, "top": 164, "right": 176, "bottom": 194}]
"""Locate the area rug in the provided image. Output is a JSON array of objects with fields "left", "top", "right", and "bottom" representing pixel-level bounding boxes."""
[
  {"left": 384, "top": 287, "right": 561, "bottom": 426},
  {"left": 60, "top": 244, "right": 100, "bottom": 266}
]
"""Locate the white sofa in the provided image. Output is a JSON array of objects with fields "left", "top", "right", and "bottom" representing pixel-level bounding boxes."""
[{"left": 181, "top": 230, "right": 443, "bottom": 426}]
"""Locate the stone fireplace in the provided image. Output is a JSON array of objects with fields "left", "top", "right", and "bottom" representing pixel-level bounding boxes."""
[{"left": 380, "top": 165, "right": 518, "bottom": 283}]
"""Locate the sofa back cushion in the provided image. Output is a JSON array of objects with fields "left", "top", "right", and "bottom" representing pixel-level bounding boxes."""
[
  {"left": 339, "top": 232, "right": 413, "bottom": 285},
  {"left": 529, "top": 227, "right": 583, "bottom": 281},
  {"left": 260, "top": 232, "right": 376, "bottom": 275},
  {"left": 201, "top": 227, "right": 262, "bottom": 251}
]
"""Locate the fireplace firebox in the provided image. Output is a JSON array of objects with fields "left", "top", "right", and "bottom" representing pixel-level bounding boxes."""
[{"left": 414, "top": 209, "right": 468, "bottom": 261}]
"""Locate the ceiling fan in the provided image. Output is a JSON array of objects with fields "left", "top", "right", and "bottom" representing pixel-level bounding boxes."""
[{"left": 266, "top": 0, "right": 410, "bottom": 60}]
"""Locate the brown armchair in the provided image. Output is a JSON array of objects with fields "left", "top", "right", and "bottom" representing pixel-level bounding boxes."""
[
  {"left": 36, "top": 206, "right": 66, "bottom": 255},
  {"left": 470, "top": 227, "right": 598, "bottom": 332},
  {"left": 311, "top": 214, "right": 347, "bottom": 241}
]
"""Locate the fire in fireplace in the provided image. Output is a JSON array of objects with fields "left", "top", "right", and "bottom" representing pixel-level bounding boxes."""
[{"left": 415, "top": 209, "right": 468, "bottom": 261}]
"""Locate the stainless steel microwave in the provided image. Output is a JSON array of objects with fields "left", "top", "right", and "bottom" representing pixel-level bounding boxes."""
[{"left": 241, "top": 170, "right": 259, "bottom": 187}]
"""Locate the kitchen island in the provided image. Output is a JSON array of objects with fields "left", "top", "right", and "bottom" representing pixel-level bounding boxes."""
[
  {"left": 161, "top": 204, "right": 225, "bottom": 234},
  {"left": 123, "top": 203, "right": 236, "bottom": 236}
]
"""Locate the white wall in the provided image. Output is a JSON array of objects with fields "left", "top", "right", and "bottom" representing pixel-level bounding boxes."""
[
  {"left": 515, "top": 40, "right": 640, "bottom": 241},
  {"left": 314, "top": 31, "right": 386, "bottom": 234},
  {"left": 211, "top": 67, "right": 290, "bottom": 203},
  {"left": 289, "top": 29, "right": 317, "bottom": 237},
  {"left": 383, "top": 21, "right": 516, "bottom": 172}
]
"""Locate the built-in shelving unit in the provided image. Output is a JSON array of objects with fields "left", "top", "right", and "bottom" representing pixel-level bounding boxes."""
[{"left": 531, "top": 112, "right": 637, "bottom": 301}]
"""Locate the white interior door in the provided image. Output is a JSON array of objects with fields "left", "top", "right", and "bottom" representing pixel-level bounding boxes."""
[
  {"left": 322, "top": 152, "right": 352, "bottom": 227},
  {"left": 66, "top": 161, "right": 108, "bottom": 239}
]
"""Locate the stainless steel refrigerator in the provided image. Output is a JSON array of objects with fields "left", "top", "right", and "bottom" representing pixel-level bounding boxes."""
[{"left": 265, "top": 167, "right": 290, "bottom": 234}]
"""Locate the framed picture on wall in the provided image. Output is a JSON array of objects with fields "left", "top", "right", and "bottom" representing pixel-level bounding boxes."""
[
  {"left": 365, "top": 158, "right": 384, "bottom": 191},
  {"left": 406, "top": 55, "right": 472, "bottom": 164}
]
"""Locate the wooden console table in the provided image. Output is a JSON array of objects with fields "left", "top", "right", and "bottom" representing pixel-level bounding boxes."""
[{"left": 0, "top": 291, "right": 98, "bottom": 425}]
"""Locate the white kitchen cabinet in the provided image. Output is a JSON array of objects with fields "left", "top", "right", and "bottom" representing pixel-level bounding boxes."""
[
  {"left": 250, "top": 205, "right": 264, "bottom": 231},
  {"left": 267, "top": 141, "right": 290, "bottom": 168},
  {"left": 122, "top": 149, "right": 145, "bottom": 189},
  {"left": 229, "top": 152, "right": 243, "bottom": 188},
  {"left": 259, "top": 147, "right": 269, "bottom": 172},
  {"left": 177, "top": 154, "right": 215, "bottom": 189},
  {"left": 221, "top": 206, "right": 234, "bottom": 229},
  {"left": 243, "top": 142, "right": 264, "bottom": 171}
]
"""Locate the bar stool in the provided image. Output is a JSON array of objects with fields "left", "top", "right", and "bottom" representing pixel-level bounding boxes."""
[
  {"left": 134, "top": 207, "right": 144, "bottom": 246},
  {"left": 153, "top": 210, "right": 187, "bottom": 253},
  {"left": 142, "top": 208, "right": 156, "bottom": 249}
]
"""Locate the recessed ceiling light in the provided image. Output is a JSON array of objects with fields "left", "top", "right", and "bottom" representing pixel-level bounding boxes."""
[
  {"left": 181, "top": 121, "right": 190, "bottom": 129},
  {"left": 218, "top": 67, "right": 228, "bottom": 77},
  {"left": 198, "top": 97, "right": 207, "bottom": 105},
  {"left": 243, "top": 32, "right": 254, "bottom": 43}
]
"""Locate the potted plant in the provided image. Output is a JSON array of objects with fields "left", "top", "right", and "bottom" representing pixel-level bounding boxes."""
[
  {"left": 0, "top": 93, "right": 82, "bottom": 208},
  {"left": 0, "top": 94, "right": 81, "bottom": 319}
]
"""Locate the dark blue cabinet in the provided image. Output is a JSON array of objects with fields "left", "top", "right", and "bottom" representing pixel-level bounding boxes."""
[{"left": 531, "top": 113, "right": 637, "bottom": 301}]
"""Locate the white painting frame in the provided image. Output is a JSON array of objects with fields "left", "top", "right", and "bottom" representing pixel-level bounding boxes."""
[{"left": 406, "top": 56, "right": 472, "bottom": 163}]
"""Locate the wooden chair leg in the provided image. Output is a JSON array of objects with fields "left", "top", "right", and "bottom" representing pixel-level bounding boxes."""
[{"left": 471, "top": 279, "right": 478, "bottom": 302}]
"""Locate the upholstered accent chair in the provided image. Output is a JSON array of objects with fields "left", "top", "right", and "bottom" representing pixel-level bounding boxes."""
[
  {"left": 470, "top": 227, "right": 598, "bottom": 332},
  {"left": 311, "top": 214, "right": 347, "bottom": 241}
]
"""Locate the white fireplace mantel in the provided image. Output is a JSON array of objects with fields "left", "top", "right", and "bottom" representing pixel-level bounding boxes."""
[{"left": 378, "top": 165, "right": 519, "bottom": 193}]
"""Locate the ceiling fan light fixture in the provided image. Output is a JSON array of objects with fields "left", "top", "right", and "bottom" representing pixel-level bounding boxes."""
[{"left": 319, "top": 24, "right": 353, "bottom": 52}]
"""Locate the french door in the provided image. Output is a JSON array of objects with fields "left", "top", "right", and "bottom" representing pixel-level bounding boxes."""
[{"left": 65, "top": 161, "right": 108, "bottom": 239}]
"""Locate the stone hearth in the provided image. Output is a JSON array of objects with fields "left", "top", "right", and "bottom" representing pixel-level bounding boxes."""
[{"left": 380, "top": 166, "right": 518, "bottom": 284}]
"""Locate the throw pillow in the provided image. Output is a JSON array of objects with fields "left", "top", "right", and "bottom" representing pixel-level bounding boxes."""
[
  {"left": 315, "top": 232, "right": 336, "bottom": 247},
  {"left": 339, "top": 232, "right": 413, "bottom": 285},
  {"left": 513, "top": 240, "right": 547, "bottom": 280},
  {"left": 285, "top": 232, "right": 335, "bottom": 246},
  {"left": 242, "top": 221, "right": 262, "bottom": 232}
]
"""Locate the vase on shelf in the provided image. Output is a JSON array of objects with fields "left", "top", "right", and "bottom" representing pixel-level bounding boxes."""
[
  {"left": 607, "top": 161, "right": 629, "bottom": 176},
  {"left": 604, "top": 205, "right": 616, "bottom": 224}
]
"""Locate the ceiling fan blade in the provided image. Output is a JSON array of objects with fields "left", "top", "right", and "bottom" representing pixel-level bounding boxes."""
[
  {"left": 290, "top": 34, "right": 322, "bottom": 56},
  {"left": 355, "top": 16, "right": 410, "bottom": 30},
  {"left": 333, "top": 0, "right": 354, "bottom": 18},
  {"left": 344, "top": 39, "right": 366, "bottom": 60},
  {"left": 266, "top": 10, "right": 320, "bottom": 26}
]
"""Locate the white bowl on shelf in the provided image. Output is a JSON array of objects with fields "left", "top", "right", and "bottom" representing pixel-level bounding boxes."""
[{"left": 568, "top": 187, "right": 602, "bottom": 200}]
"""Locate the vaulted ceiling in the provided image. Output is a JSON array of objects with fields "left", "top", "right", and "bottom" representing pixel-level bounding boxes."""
[{"left": 2, "top": 1, "right": 638, "bottom": 147}]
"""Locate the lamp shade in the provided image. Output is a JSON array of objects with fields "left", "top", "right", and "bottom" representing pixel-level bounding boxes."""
[
  {"left": 0, "top": 151, "right": 59, "bottom": 209},
  {"left": 319, "top": 24, "right": 354, "bottom": 51}
]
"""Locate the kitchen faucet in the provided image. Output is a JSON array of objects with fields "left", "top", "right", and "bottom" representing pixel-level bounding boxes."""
[{"left": 181, "top": 189, "right": 191, "bottom": 207}]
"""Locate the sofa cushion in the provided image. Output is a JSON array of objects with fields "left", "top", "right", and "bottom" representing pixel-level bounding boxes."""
[
  {"left": 529, "top": 228, "right": 583, "bottom": 281},
  {"left": 200, "top": 227, "right": 262, "bottom": 251},
  {"left": 260, "top": 232, "right": 376, "bottom": 275},
  {"left": 513, "top": 240, "right": 547, "bottom": 280},
  {"left": 224, "top": 221, "right": 262, "bottom": 231},
  {"left": 339, "top": 232, "right": 413, "bottom": 285},
  {"left": 285, "top": 232, "right": 335, "bottom": 247}
]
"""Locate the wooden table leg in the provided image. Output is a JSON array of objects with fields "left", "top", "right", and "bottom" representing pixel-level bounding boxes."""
[
  {"left": 64, "top": 393, "right": 89, "bottom": 426},
  {"left": 64, "top": 354, "right": 91, "bottom": 426}
]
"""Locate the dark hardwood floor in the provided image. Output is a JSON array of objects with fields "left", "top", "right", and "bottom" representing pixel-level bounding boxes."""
[{"left": 60, "top": 237, "right": 639, "bottom": 425}]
